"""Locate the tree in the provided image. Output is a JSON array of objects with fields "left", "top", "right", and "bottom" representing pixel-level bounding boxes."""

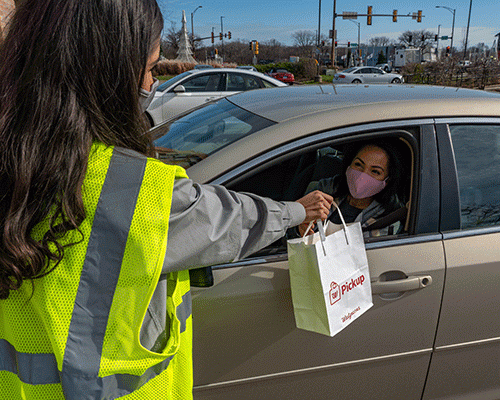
[
  {"left": 368, "top": 36, "right": 392, "bottom": 47},
  {"left": 292, "top": 30, "right": 316, "bottom": 48},
  {"left": 398, "top": 30, "right": 435, "bottom": 55},
  {"left": 377, "top": 51, "right": 387, "bottom": 64}
]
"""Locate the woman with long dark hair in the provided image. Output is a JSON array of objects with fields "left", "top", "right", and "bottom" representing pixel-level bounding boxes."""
[{"left": 0, "top": 1, "right": 332, "bottom": 398}]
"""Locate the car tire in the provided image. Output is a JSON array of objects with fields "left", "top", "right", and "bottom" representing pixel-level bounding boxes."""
[
  {"left": 391, "top": 78, "right": 401, "bottom": 84},
  {"left": 352, "top": 79, "right": 362, "bottom": 84}
]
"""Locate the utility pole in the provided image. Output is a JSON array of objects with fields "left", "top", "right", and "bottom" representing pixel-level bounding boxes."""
[
  {"left": 464, "top": 0, "right": 472, "bottom": 61},
  {"left": 331, "top": 0, "right": 337, "bottom": 66},
  {"left": 220, "top": 16, "right": 225, "bottom": 60},
  {"left": 317, "top": 0, "right": 322, "bottom": 47}
]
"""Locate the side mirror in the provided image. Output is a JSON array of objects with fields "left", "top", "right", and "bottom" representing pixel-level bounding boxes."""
[
  {"left": 189, "top": 266, "right": 214, "bottom": 287},
  {"left": 173, "top": 85, "right": 186, "bottom": 93}
]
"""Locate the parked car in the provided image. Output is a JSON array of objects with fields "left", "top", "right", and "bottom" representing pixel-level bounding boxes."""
[
  {"left": 236, "top": 65, "right": 258, "bottom": 72},
  {"left": 146, "top": 68, "right": 286, "bottom": 126},
  {"left": 376, "top": 62, "right": 392, "bottom": 72},
  {"left": 334, "top": 66, "right": 403, "bottom": 84},
  {"left": 267, "top": 68, "right": 295, "bottom": 84},
  {"left": 152, "top": 84, "right": 500, "bottom": 400}
]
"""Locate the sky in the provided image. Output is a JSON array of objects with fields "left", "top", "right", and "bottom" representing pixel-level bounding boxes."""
[{"left": 160, "top": 0, "right": 498, "bottom": 51}]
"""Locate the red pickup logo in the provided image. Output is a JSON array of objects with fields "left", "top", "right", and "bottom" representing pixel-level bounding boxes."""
[{"left": 329, "top": 281, "right": 341, "bottom": 305}]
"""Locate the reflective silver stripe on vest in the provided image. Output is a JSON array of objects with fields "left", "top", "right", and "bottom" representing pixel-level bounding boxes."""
[{"left": 0, "top": 339, "right": 60, "bottom": 384}]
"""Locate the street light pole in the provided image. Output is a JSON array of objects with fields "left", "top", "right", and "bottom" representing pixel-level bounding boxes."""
[
  {"left": 435, "top": 5, "right": 456, "bottom": 54},
  {"left": 348, "top": 19, "right": 361, "bottom": 66},
  {"left": 463, "top": 0, "right": 472, "bottom": 61},
  {"left": 331, "top": 0, "right": 337, "bottom": 66},
  {"left": 190, "top": 5, "right": 202, "bottom": 44},
  {"left": 220, "top": 16, "right": 225, "bottom": 60},
  {"left": 317, "top": 0, "right": 322, "bottom": 47}
]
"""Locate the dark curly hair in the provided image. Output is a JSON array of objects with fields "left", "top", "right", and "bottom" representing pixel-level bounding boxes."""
[{"left": 0, "top": 0, "right": 163, "bottom": 299}]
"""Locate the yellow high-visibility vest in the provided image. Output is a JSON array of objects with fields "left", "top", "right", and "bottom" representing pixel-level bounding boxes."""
[{"left": 0, "top": 142, "right": 193, "bottom": 399}]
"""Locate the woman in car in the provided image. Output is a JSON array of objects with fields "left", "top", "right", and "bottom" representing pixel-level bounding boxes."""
[{"left": 298, "top": 140, "right": 406, "bottom": 237}]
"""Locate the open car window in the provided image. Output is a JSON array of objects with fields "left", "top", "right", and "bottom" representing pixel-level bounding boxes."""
[{"left": 227, "top": 130, "right": 418, "bottom": 259}]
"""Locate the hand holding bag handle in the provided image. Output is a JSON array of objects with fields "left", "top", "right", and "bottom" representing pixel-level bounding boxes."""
[{"left": 303, "top": 200, "right": 350, "bottom": 247}]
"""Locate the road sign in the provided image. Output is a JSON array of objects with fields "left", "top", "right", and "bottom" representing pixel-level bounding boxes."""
[
  {"left": 342, "top": 12, "right": 358, "bottom": 19},
  {"left": 441, "top": 35, "right": 449, "bottom": 40}
]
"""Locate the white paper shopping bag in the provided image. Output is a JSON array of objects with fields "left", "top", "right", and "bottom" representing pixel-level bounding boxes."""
[{"left": 287, "top": 202, "right": 373, "bottom": 337}]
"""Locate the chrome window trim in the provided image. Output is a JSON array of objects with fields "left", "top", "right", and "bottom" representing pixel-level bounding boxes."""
[
  {"left": 211, "top": 233, "right": 444, "bottom": 270},
  {"left": 443, "top": 226, "right": 500, "bottom": 240},
  {"left": 211, "top": 119, "right": 433, "bottom": 185},
  {"left": 434, "top": 117, "right": 500, "bottom": 125}
]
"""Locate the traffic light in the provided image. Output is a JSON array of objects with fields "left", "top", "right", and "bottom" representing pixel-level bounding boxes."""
[
  {"left": 434, "top": 34, "right": 438, "bottom": 41},
  {"left": 347, "top": 41, "right": 350, "bottom": 48},
  {"left": 446, "top": 46, "right": 450, "bottom": 55},
  {"left": 211, "top": 32, "right": 214, "bottom": 43},
  {"left": 255, "top": 41, "right": 259, "bottom": 54},
  {"left": 392, "top": 10, "right": 397, "bottom": 22},
  {"left": 335, "top": 41, "right": 338, "bottom": 46},
  {"left": 367, "top": 6, "right": 372, "bottom": 25},
  {"left": 408, "top": 35, "right": 412, "bottom": 43},
  {"left": 417, "top": 10, "right": 422, "bottom": 23},
  {"left": 421, "top": 35, "right": 425, "bottom": 41},
  {"left": 219, "top": 32, "right": 223, "bottom": 40},
  {"left": 227, "top": 31, "right": 231, "bottom": 39},
  {"left": 215, "top": 49, "right": 218, "bottom": 55},
  {"left": 249, "top": 41, "right": 253, "bottom": 50}
]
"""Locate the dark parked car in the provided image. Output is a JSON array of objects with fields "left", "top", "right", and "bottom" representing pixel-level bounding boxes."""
[{"left": 152, "top": 84, "right": 500, "bottom": 400}]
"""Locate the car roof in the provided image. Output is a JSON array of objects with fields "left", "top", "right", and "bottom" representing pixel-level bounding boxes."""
[
  {"left": 227, "top": 84, "right": 500, "bottom": 124},
  {"left": 187, "top": 84, "right": 500, "bottom": 182}
]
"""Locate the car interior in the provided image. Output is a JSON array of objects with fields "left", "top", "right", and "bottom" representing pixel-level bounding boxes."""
[{"left": 229, "top": 132, "right": 416, "bottom": 245}]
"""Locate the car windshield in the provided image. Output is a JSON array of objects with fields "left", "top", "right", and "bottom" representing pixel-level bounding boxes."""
[
  {"left": 152, "top": 99, "right": 275, "bottom": 168},
  {"left": 157, "top": 71, "right": 192, "bottom": 92}
]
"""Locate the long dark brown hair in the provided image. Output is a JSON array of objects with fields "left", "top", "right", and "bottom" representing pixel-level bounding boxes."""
[{"left": 0, "top": 0, "right": 163, "bottom": 299}]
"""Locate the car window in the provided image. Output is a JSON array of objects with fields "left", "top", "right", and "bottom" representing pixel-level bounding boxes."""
[
  {"left": 372, "top": 68, "right": 383, "bottom": 74},
  {"left": 229, "top": 132, "right": 416, "bottom": 257},
  {"left": 179, "top": 73, "right": 222, "bottom": 92},
  {"left": 226, "top": 73, "right": 261, "bottom": 91},
  {"left": 343, "top": 68, "right": 356, "bottom": 73},
  {"left": 262, "top": 79, "right": 276, "bottom": 88},
  {"left": 449, "top": 124, "right": 500, "bottom": 230},
  {"left": 157, "top": 71, "right": 192, "bottom": 92}
]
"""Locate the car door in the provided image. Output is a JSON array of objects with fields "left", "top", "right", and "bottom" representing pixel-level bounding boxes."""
[
  {"left": 356, "top": 67, "right": 376, "bottom": 83},
  {"left": 191, "top": 121, "right": 445, "bottom": 400},
  {"left": 423, "top": 119, "right": 500, "bottom": 400},
  {"left": 161, "top": 72, "right": 224, "bottom": 120},
  {"left": 370, "top": 68, "right": 387, "bottom": 83}
]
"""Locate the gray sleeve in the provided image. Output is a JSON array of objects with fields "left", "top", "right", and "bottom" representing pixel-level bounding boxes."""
[{"left": 162, "top": 178, "right": 306, "bottom": 273}]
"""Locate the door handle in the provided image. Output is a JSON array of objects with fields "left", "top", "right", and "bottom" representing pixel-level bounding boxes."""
[{"left": 371, "top": 275, "right": 432, "bottom": 294}]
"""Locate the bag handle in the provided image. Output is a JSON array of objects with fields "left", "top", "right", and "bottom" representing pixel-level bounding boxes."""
[{"left": 301, "top": 200, "right": 350, "bottom": 245}]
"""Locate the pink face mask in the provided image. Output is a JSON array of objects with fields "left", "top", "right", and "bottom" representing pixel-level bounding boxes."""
[{"left": 346, "top": 166, "right": 387, "bottom": 199}]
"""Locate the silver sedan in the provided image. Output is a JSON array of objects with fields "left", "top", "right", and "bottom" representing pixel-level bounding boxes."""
[
  {"left": 146, "top": 68, "right": 286, "bottom": 126},
  {"left": 334, "top": 66, "right": 404, "bottom": 84}
]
